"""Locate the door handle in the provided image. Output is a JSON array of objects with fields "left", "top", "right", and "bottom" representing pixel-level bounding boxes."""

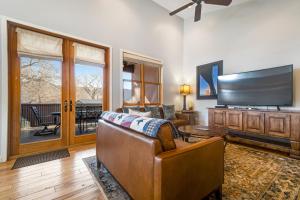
[
  {"left": 64, "top": 100, "right": 68, "bottom": 112},
  {"left": 70, "top": 99, "right": 73, "bottom": 112}
]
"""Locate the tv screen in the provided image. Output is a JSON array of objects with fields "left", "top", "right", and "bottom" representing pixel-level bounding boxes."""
[{"left": 217, "top": 65, "right": 293, "bottom": 106}]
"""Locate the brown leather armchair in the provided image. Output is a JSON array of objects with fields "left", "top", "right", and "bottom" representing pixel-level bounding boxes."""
[{"left": 96, "top": 120, "right": 224, "bottom": 200}]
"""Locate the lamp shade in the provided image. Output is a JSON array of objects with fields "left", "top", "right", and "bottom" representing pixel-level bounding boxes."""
[{"left": 180, "top": 84, "right": 192, "bottom": 95}]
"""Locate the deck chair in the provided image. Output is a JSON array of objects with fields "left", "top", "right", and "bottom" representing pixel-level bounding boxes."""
[{"left": 31, "top": 106, "right": 55, "bottom": 136}]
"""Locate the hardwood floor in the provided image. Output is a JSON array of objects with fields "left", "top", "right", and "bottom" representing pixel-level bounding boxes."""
[{"left": 0, "top": 144, "right": 106, "bottom": 200}]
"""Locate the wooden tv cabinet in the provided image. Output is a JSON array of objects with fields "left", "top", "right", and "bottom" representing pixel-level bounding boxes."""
[{"left": 208, "top": 108, "right": 300, "bottom": 159}]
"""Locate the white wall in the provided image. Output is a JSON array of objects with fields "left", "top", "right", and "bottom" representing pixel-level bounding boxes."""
[
  {"left": 0, "top": 0, "right": 184, "bottom": 162},
  {"left": 0, "top": 16, "right": 8, "bottom": 162},
  {"left": 183, "top": 0, "right": 300, "bottom": 125},
  {"left": 0, "top": 0, "right": 184, "bottom": 109}
]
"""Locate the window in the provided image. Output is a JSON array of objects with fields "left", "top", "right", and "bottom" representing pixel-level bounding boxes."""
[{"left": 122, "top": 52, "right": 162, "bottom": 106}]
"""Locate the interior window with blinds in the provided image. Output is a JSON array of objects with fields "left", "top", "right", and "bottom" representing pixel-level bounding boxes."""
[{"left": 122, "top": 52, "right": 162, "bottom": 106}]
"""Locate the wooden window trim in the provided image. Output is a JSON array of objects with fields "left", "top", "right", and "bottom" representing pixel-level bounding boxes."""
[{"left": 122, "top": 62, "right": 162, "bottom": 107}]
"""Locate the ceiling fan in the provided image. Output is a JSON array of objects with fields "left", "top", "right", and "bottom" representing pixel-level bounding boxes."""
[{"left": 169, "top": 0, "right": 232, "bottom": 22}]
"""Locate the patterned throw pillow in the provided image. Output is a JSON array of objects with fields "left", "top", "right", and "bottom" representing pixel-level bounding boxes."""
[
  {"left": 145, "top": 106, "right": 162, "bottom": 119},
  {"left": 162, "top": 105, "right": 176, "bottom": 120},
  {"left": 122, "top": 106, "right": 140, "bottom": 113},
  {"left": 128, "top": 109, "right": 152, "bottom": 117}
]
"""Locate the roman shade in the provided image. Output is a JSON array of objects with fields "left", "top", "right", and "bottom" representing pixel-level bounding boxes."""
[
  {"left": 123, "top": 52, "right": 162, "bottom": 67},
  {"left": 73, "top": 43, "right": 105, "bottom": 65},
  {"left": 16, "top": 28, "right": 63, "bottom": 60}
]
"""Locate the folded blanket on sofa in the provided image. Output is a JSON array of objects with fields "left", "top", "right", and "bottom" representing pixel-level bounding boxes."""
[{"left": 100, "top": 111, "right": 178, "bottom": 138}]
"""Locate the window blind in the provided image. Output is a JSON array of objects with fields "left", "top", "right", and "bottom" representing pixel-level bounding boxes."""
[
  {"left": 123, "top": 52, "right": 162, "bottom": 67},
  {"left": 73, "top": 43, "right": 105, "bottom": 66},
  {"left": 16, "top": 28, "right": 63, "bottom": 60}
]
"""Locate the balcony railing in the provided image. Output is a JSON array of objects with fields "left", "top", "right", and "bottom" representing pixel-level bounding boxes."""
[{"left": 21, "top": 103, "right": 102, "bottom": 128}]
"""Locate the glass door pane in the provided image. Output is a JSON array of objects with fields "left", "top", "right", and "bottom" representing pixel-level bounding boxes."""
[
  {"left": 20, "top": 57, "right": 62, "bottom": 144},
  {"left": 74, "top": 63, "right": 103, "bottom": 136}
]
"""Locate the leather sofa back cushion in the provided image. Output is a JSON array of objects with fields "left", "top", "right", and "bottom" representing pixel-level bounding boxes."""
[{"left": 157, "top": 124, "right": 176, "bottom": 151}]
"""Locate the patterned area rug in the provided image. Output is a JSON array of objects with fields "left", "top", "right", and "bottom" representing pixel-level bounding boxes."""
[
  {"left": 83, "top": 144, "right": 300, "bottom": 200},
  {"left": 83, "top": 156, "right": 131, "bottom": 200}
]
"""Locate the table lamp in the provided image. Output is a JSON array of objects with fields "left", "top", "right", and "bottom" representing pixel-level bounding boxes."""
[{"left": 180, "top": 84, "right": 192, "bottom": 111}]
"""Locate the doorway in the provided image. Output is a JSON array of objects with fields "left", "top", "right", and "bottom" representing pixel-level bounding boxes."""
[{"left": 8, "top": 22, "right": 110, "bottom": 157}]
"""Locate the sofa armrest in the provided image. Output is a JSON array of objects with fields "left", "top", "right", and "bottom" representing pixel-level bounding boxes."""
[{"left": 154, "top": 137, "right": 224, "bottom": 200}]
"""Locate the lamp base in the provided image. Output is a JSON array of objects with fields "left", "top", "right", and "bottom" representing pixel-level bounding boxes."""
[{"left": 183, "top": 95, "right": 187, "bottom": 111}]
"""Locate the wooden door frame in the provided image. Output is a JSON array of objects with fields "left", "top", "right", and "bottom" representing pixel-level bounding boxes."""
[
  {"left": 7, "top": 22, "right": 70, "bottom": 156},
  {"left": 7, "top": 21, "right": 111, "bottom": 158}
]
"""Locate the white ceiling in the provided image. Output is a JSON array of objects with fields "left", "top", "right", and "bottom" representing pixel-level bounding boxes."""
[{"left": 152, "top": 0, "right": 253, "bottom": 19}]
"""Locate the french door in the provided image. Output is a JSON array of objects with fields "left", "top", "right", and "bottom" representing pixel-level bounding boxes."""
[
  {"left": 69, "top": 42, "right": 107, "bottom": 145},
  {"left": 8, "top": 22, "right": 110, "bottom": 157}
]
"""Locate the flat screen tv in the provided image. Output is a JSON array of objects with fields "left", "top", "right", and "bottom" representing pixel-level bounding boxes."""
[{"left": 217, "top": 65, "right": 293, "bottom": 106}]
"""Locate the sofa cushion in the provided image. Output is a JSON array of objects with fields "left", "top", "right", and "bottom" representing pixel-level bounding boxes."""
[
  {"left": 157, "top": 124, "right": 177, "bottom": 151},
  {"left": 162, "top": 105, "right": 176, "bottom": 120},
  {"left": 145, "top": 106, "right": 162, "bottom": 119},
  {"left": 129, "top": 109, "right": 152, "bottom": 117},
  {"left": 123, "top": 106, "right": 140, "bottom": 113}
]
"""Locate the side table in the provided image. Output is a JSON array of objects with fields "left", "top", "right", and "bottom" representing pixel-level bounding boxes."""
[{"left": 176, "top": 110, "right": 198, "bottom": 125}]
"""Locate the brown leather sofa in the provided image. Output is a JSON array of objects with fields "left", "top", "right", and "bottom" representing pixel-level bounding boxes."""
[
  {"left": 116, "top": 107, "right": 189, "bottom": 128},
  {"left": 96, "top": 120, "right": 224, "bottom": 200}
]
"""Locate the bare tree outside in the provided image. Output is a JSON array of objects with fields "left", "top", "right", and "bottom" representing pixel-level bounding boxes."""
[
  {"left": 20, "top": 57, "right": 61, "bottom": 104},
  {"left": 20, "top": 58, "right": 104, "bottom": 104},
  {"left": 76, "top": 74, "right": 102, "bottom": 100},
  {"left": 75, "top": 64, "right": 103, "bottom": 103},
  {"left": 19, "top": 57, "right": 104, "bottom": 141}
]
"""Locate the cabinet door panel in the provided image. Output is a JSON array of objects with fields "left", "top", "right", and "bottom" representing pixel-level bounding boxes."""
[
  {"left": 213, "top": 110, "right": 226, "bottom": 128},
  {"left": 226, "top": 111, "right": 243, "bottom": 131},
  {"left": 243, "top": 112, "right": 265, "bottom": 134},
  {"left": 291, "top": 114, "right": 300, "bottom": 142},
  {"left": 265, "top": 113, "right": 291, "bottom": 138}
]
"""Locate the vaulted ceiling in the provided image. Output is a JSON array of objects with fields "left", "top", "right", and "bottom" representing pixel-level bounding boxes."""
[{"left": 152, "top": 0, "right": 253, "bottom": 19}]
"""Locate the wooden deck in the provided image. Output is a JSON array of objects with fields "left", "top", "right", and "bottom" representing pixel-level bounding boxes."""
[{"left": 0, "top": 144, "right": 106, "bottom": 200}]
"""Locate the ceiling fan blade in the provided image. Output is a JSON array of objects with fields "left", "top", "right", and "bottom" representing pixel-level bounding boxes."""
[
  {"left": 194, "top": 3, "right": 202, "bottom": 22},
  {"left": 170, "top": 2, "right": 195, "bottom": 16},
  {"left": 204, "top": 0, "right": 232, "bottom": 6}
]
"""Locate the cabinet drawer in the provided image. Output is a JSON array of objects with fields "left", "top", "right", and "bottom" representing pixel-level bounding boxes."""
[
  {"left": 243, "top": 112, "right": 265, "bottom": 134},
  {"left": 265, "top": 113, "right": 291, "bottom": 138},
  {"left": 226, "top": 111, "right": 243, "bottom": 131}
]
